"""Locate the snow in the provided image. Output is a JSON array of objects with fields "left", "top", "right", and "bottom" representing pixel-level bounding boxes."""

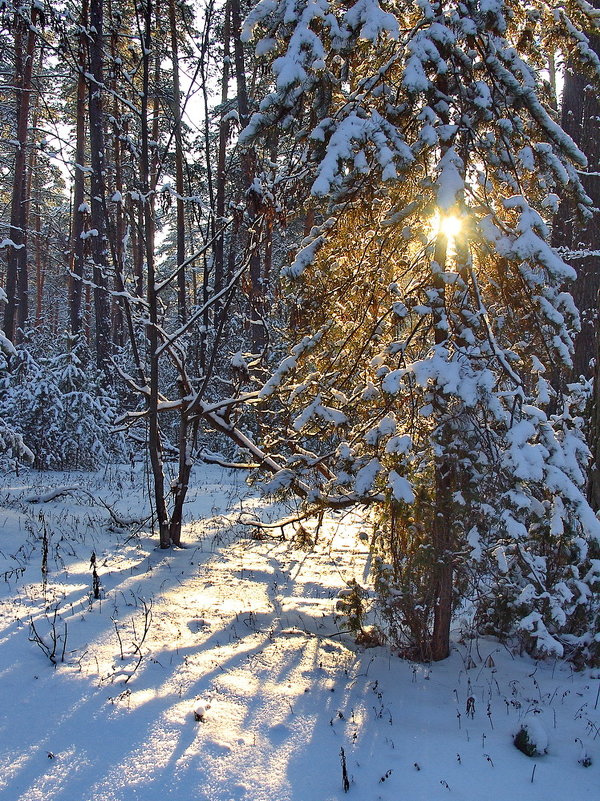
[
  {"left": 385, "top": 434, "right": 412, "bottom": 454},
  {"left": 343, "top": 0, "right": 399, "bottom": 42},
  {"left": 387, "top": 470, "right": 415, "bottom": 503},
  {"left": 515, "top": 715, "right": 549, "bottom": 755},
  {"left": 0, "top": 464, "right": 598, "bottom": 801},
  {"left": 519, "top": 612, "right": 564, "bottom": 658},
  {"left": 0, "top": 238, "right": 25, "bottom": 250},
  {"left": 309, "top": 109, "right": 412, "bottom": 197},
  {"left": 230, "top": 351, "right": 248, "bottom": 372},
  {"left": 292, "top": 395, "right": 348, "bottom": 430},
  {"left": 364, "top": 414, "right": 396, "bottom": 445},
  {"left": 24, "top": 486, "right": 81, "bottom": 503},
  {"left": 354, "top": 457, "right": 382, "bottom": 495},
  {"left": 436, "top": 147, "right": 464, "bottom": 210},
  {"left": 467, "top": 527, "right": 482, "bottom": 560},
  {"left": 259, "top": 333, "right": 325, "bottom": 398}
]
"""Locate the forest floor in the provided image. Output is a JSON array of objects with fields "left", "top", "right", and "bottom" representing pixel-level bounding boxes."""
[{"left": 0, "top": 464, "right": 598, "bottom": 801}]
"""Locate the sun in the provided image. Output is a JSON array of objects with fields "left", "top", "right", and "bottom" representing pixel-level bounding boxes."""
[
  {"left": 429, "top": 211, "right": 463, "bottom": 262},
  {"left": 431, "top": 211, "right": 463, "bottom": 241},
  {"left": 439, "top": 214, "right": 462, "bottom": 240}
]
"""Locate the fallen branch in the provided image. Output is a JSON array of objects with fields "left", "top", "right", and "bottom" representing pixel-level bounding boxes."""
[
  {"left": 25, "top": 486, "right": 145, "bottom": 528},
  {"left": 238, "top": 510, "right": 317, "bottom": 532},
  {"left": 197, "top": 450, "right": 260, "bottom": 470},
  {"left": 25, "top": 486, "right": 80, "bottom": 503}
]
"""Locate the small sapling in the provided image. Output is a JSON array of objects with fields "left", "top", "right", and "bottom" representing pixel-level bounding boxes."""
[{"left": 514, "top": 718, "right": 548, "bottom": 757}]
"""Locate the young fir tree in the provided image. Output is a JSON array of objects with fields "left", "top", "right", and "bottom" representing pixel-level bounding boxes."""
[
  {"left": 242, "top": 0, "right": 600, "bottom": 661},
  {"left": 0, "top": 335, "right": 117, "bottom": 470},
  {"left": 0, "top": 293, "right": 33, "bottom": 468},
  {"left": 1, "top": 343, "right": 63, "bottom": 470},
  {"left": 50, "top": 335, "right": 117, "bottom": 470}
]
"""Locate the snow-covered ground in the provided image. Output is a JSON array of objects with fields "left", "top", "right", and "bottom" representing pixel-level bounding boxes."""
[{"left": 0, "top": 465, "right": 598, "bottom": 801}]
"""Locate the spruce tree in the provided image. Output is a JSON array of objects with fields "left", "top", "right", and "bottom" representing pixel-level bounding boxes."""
[{"left": 0, "top": 297, "right": 33, "bottom": 467}]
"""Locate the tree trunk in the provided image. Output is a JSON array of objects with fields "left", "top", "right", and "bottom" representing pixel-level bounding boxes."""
[
  {"left": 230, "top": 0, "right": 264, "bottom": 351},
  {"left": 550, "top": 17, "right": 600, "bottom": 507},
  {"left": 429, "top": 226, "right": 454, "bottom": 662},
  {"left": 214, "top": 0, "right": 231, "bottom": 315},
  {"left": 553, "top": 45, "right": 600, "bottom": 381},
  {"left": 108, "top": 0, "right": 124, "bottom": 347},
  {"left": 4, "top": 4, "right": 37, "bottom": 342},
  {"left": 590, "top": 329, "right": 600, "bottom": 510},
  {"left": 69, "top": 0, "right": 89, "bottom": 336},
  {"left": 168, "top": 0, "right": 187, "bottom": 326},
  {"left": 139, "top": 0, "right": 170, "bottom": 547},
  {"left": 430, "top": 459, "right": 454, "bottom": 662},
  {"left": 88, "top": 0, "right": 112, "bottom": 370}
]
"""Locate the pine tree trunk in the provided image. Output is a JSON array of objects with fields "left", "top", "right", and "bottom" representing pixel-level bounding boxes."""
[
  {"left": 88, "top": 0, "right": 112, "bottom": 370},
  {"left": 263, "top": 130, "right": 278, "bottom": 292},
  {"left": 430, "top": 459, "right": 454, "bottom": 662},
  {"left": 214, "top": 0, "right": 231, "bottom": 315},
  {"left": 169, "top": 416, "right": 194, "bottom": 547},
  {"left": 553, "top": 43, "right": 600, "bottom": 381},
  {"left": 4, "top": 4, "right": 37, "bottom": 342},
  {"left": 69, "top": 0, "right": 89, "bottom": 336},
  {"left": 168, "top": 0, "right": 187, "bottom": 327},
  {"left": 108, "top": 0, "right": 124, "bottom": 347},
  {"left": 32, "top": 156, "right": 43, "bottom": 328},
  {"left": 429, "top": 207, "right": 454, "bottom": 662},
  {"left": 231, "top": 0, "right": 264, "bottom": 351},
  {"left": 590, "top": 334, "right": 600, "bottom": 510},
  {"left": 24, "top": 41, "right": 40, "bottom": 330},
  {"left": 550, "top": 18, "right": 600, "bottom": 506}
]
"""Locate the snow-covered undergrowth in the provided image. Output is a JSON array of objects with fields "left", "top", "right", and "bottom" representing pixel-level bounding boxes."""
[{"left": 0, "top": 465, "right": 598, "bottom": 801}]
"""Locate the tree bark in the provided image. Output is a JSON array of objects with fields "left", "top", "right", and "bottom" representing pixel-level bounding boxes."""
[
  {"left": 550, "top": 17, "right": 600, "bottom": 507},
  {"left": 214, "top": 0, "right": 231, "bottom": 313},
  {"left": 553, "top": 45, "right": 600, "bottom": 381},
  {"left": 231, "top": 0, "right": 264, "bottom": 351},
  {"left": 69, "top": 0, "right": 89, "bottom": 336},
  {"left": 88, "top": 0, "right": 112, "bottom": 370},
  {"left": 429, "top": 228, "right": 453, "bottom": 662},
  {"left": 139, "top": 0, "right": 170, "bottom": 547},
  {"left": 4, "top": 3, "right": 37, "bottom": 342},
  {"left": 168, "top": 0, "right": 187, "bottom": 326}
]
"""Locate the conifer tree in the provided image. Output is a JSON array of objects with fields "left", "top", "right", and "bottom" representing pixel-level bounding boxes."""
[
  {"left": 242, "top": 0, "right": 600, "bottom": 661},
  {"left": 0, "top": 290, "right": 32, "bottom": 467},
  {"left": 0, "top": 333, "right": 117, "bottom": 470}
]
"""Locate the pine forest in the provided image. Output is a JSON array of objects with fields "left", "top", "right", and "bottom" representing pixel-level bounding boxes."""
[{"left": 0, "top": 1, "right": 599, "bottom": 798}]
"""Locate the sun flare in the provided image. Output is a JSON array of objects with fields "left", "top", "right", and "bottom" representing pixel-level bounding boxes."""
[
  {"left": 429, "top": 212, "right": 464, "bottom": 264},
  {"left": 439, "top": 214, "right": 462, "bottom": 240},
  {"left": 431, "top": 211, "right": 463, "bottom": 241}
]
